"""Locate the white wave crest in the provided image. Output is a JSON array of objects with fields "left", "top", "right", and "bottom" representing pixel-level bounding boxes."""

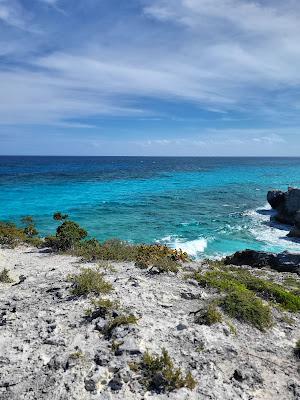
[
  {"left": 158, "top": 236, "right": 207, "bottom": 256},
  {"left": 244, "top": 204, "right": 300, "bottom": 253}
]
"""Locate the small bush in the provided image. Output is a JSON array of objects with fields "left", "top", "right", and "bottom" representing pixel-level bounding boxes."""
[
  {"left": 139, "top": 349, "right": 196, "bottom": 393},
  {"left": 195, "top": 304, "right": 222, "bottom": 326},
  {"left": 85, "top": 298, "right": 119, "bottom": 319},
  {"left": 221, "top": 289, "right": 272, "bottom": 331},
  {"left": 194, "top": 269, "right": 300, "bottom": 312},
  {"left": 0, "top": 268, "right": 14, "bottom": 283},
  {"left": 104, "top": 314, "right": 138, "bottom": 338},
  {"left": 21, "top": 216, "right": 38, "bottom": 238},
  {"left": 73, "top": 238, "right": 189, "bottom": 269},
  {"left": 68, "top": 268, "right": 113, "bottom": 296},
  {"left": 151, "top": 257, "right": 180, "bottom": 273},
  {"left": 48, "top": 220, "right": 87, "bottom": 251},
  {"left": 53, "top": 211, "right": 69, "bottom": 221},
  {"left": 0, "top": 222, "right": 26, "bottom": 248}
]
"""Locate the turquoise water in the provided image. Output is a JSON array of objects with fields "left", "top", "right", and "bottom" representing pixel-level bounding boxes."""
[{"left": 1, "top": 156, "right": 300, "bottom": 257}]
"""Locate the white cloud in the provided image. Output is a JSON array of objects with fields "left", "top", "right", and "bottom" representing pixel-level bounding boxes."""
[{"left": 0, "top": 0, "right": 300, "bottom": 128}]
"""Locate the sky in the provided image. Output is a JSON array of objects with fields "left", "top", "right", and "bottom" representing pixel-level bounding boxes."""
[{"left": 0, "top": 0, "right": 300, "bottom": 156}]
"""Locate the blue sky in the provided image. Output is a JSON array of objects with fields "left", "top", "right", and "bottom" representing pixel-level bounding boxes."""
[{"left": 0, "top": 0, "right": 300, "bottom": 155}]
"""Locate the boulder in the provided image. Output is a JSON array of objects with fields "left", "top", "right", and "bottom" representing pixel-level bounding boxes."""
[
  {"left": 224, "top": 249, "right": 300, "bottom": 274},
  {"left": 267, "top": 190, "right": 285, "bottom": 210},
  {"left": 267, "top": 187, "right": 300, "bottom": 226}
]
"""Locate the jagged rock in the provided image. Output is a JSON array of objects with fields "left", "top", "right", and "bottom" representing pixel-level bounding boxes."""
[
  {"left": 267, "top": 190, "right": 285, "bottom": 209},
  {"left": 85, "top": 367, "right": 111, "bottom": 392},
  {"left": 224, "top": 249, "right": 300, "bottom": 274},
  {"left": 267, "top": 187, "right": 300, "bottom": 228}
]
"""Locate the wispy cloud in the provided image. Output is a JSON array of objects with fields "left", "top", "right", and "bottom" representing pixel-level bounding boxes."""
[{"left": 0, "top": 0, "right": 300, "bottom": 154}]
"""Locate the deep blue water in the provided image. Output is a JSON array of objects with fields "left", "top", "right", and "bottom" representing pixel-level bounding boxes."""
[{"left": 1, "top": 156, "right": 300, "bottom": 257}]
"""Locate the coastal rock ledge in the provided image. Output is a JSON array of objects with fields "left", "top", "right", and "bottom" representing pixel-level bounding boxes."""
[
  {"left": 224, "top": 249, "right": 300, "bottom": 274},
  {"left": 267, "top": 187, "right": 300, "bottom": 238}
]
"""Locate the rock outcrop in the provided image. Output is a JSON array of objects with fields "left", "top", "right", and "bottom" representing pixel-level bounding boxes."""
[
  {"left": 267, "top": 187, "right": 300, "bottom": 238},
  {"left": 224, "top": 249, "right": 300, "bottom": 274},
  {"left": 1, "top": 246, "right": 300, "bottom": 399}
]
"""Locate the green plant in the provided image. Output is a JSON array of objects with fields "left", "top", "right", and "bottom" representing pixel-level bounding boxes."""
[
  {"left": 103, "top": 314, "right": 138, "bottom": 338},
  {"left": 85, "top": 298, "right": 119, "bottom": 318},
  {"left": 0, "top": 268, "right": 14, "bottom": 283},
  {"left": 21, "top": 216, "right": 38, "bottom": 238},
  {"left": 226, "top": 320, "right": 237, "bottom": 335},
  {"left": 151, "top": 257, "right": 180, "bottom": 273},
  {"left": 195, "top": 304, "right": 222, "bottom": 326},
  {"left": 68, "top": 268, "right": 113, "bottom": 296},
  {"left": 221, "top": 288, "right": 272, "bottom": 331},
  {"left": 0, "top": 221, "right": 26, "bottom": 247},
  {"left": 139, "top": 349, "right": 196, "bottom": 393},
  {"left": 73, "top": 238, "right": 189, "bottom": 268},
  {"left": 53, "top": 212, "right": 68, "bottom": 221},
  {"left": 48, "top": 220, "right": 87, "bottom": 251},
  {"left": 194, "top": 269, "right": 300, "bottom": 312}
]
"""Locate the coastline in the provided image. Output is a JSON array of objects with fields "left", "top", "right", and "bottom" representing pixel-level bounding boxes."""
[{"left": 0, "top": 245, "right": 299, "bottom": 399}]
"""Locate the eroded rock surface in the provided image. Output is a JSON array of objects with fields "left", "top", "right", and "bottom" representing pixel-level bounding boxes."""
[
  {"left": 267, "top": 187, "right": 300, "bottom": 237},
  {"left": 0, "top": 247, "right": 299, "bottom": 400},
  {"left": 224, "top": 249, "right": 300, "bottom": 274}
]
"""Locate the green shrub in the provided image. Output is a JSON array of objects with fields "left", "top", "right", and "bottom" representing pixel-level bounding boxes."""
[
  {"left": 151, "top": 257, "right": 180, "bottom": 273},
  {"left": 85, "top": 298, "right": 119, "bottom": 318},
  {"left": 21, "top": 216, "right": 38, "bottom": 238},
  {"left": 48, "top": 220, "right": 87, "bottom": 251},
  {"left": 53, "top": 212, "right": 68, "bottom": 221},
  {"left": 195, "top": 304, "right": 223, "bottom": 326},
  {"left": 139, "top": 349, "right": 196, "bottom": 393},
  {"left": 221, "top": 289, "right": 272, "bottom": 331},
  {"left": 0, "top": 222, "right": 26, "bottom": 247},
  {"left": 194, "top": 269, "right": 300, "bottom": 312},
  {"left": 68, "top": 268, "right": 113, "bottom": 296},
  {"left": 73, "top": 239, "right": 103, "bottom": 261},
  {"left": 73, "top": 238, "right": 188, "bottom": 271},
  {"left": 0, "top": 268, "right": 14, "bottom": 283},
  {"left": 104, "top": 314, "right": 138, "bottom": 338}
]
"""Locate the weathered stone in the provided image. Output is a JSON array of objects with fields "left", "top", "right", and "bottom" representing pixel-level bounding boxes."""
[
  {"left": 267, "top": 187, "right": 300, "bottom": 226},
  {"left": 108, "top": 377, "right": 123, "bottom": 391},
  {"left": 118, "top": 337, "right": 142, "bottom": 355},
  {"left": 224, "top": 249, "right": 300, "bottom": 274}
]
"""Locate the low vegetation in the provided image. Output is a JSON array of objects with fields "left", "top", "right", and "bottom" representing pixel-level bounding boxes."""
[
  {"left": 103, "top": 314, "right": 138, "bottom": 339},
  {"left": 0, "top": 268, "right": 14, "bottom": 283},
  {"left": 0, "top": 213, "right": 189, "bottom": 274},
  {"left": 45, "top": 220, "right": 87, "bottom": 251},
  {"left": 68, "top": 267, "right": 113, "bottom": 296},
  {"left": 221, "top": 288, "right": 272, "bottom": 330},
  {"left": 74, "top": 238, "right": 188, "bottom": 271},
  {"left": 192, "top": 265, "right": 300, "bottom": 330},
  {"left": 85, "top": 298, "right": 119, "bottom": 319},
  {"left": 136, "top": 348, "right": 196, "bottom": 393},
  {"left": 194, "top": 268, "right": 300, "bottom": 312},
  {"left": 194, "top": 304, "right": 223, "bottom": 326}
]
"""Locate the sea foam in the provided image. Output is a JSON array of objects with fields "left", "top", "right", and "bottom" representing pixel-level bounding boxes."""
[
  {"left": 158, "top": 236, "right": 207, "bottom": 257},
  {"left": 244, "top": 203, "right": 300, "bottom": 253}
]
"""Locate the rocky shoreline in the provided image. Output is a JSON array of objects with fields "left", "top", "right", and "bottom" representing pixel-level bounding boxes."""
[
  {"left": 267, "top": 187, "right": 300, "bottom": 239},
  {"left": 0, "top": 246, "right": 300, "bottom": 400}
]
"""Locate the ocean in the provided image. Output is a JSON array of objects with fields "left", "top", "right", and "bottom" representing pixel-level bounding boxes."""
[{"left": 1, "top": 156, "right": 300, "bottom": 258}]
